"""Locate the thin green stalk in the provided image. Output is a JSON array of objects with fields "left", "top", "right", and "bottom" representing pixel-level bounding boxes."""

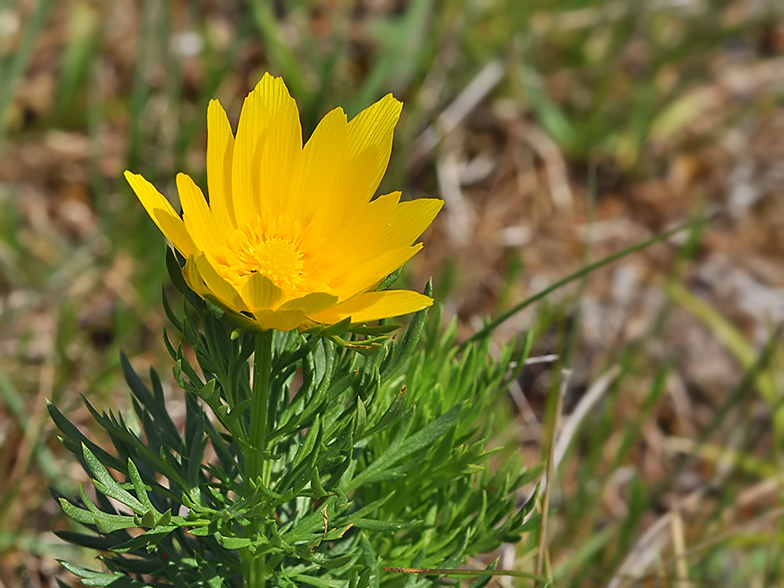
[
  {"left": 460, "top": 217, "right": 712, "bottom": 348},
  {"left": 244, "top": 329, "right": 274, "bottom": 588}
]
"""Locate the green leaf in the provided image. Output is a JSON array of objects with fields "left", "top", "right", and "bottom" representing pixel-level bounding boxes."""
[
  {"left": 216, "top": 534, "right": 252, "bottom": 549},
  {"left": 349, "top": 403, "right": 462, "bottom": 491},
  {"left": 311, "top": 466, "right": 329, "bottom": 499},
  {"left": 58, "top": 560, "right": 125, "bottom": 586},
  {"left": 287, "top": 574, "right": 344, "bottom": 588},
  {"left": 53, "top": 530, "right": 117, "bottom": 551},
  {"left": 111, "top": 525, "right": 179, "bottom": 554},
  {"left": 83, "top": 444, "right": 146, "bottom": 514},
  {"left": 58, "top": 497, "right": 96, "bottom": 526},
  {"left": 361, "top": 387, "right": 408, "bottom": 439},
  {"left": 161, "top": 286, "right": 184, "bottom": 333},
  {"left": 376, "top": 267, "right": 402, "bottom": 291},
  {"left": 355, "top": 397, "right": 367, "bottom": 439},
  {"left": 47, "top": 400, "right": 125, "bottom": 472},
  {"left": 382, "top": 279, "right": 432, "bottom": 379},
  {"left": 350, "top": 518, "right": 418, "bottom": 532},
  {"left": 92, "top": 511, "right": 138, "bottom": 535},
  {"left": 304, "top": 551, "right": 356, "bottom": 570},
  {"left": 120, "top": 352, "right": 181, "bottom": 448},
  {"left": 468, "top": 558, "right": 499, "bottom": 588},
  {"left": 126, "top": 459, "right": 159, "bottom": 516},
  {"left": 292, "top": 416, "right": 321, "bottom": 470}
]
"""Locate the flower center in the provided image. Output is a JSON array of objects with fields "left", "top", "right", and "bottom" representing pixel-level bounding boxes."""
[{"left": 215, "top": 217, "right": 307, "bottom": 298}]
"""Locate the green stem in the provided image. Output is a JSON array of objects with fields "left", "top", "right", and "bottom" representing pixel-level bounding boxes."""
[
  {"left": 243, "top": 329, "right": 274, "bottom": 588},
  {"left": 248, "top": 330, "right": 273, "bottom": 484}
]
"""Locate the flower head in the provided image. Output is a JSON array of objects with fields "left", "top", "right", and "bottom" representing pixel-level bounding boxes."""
[{"left": 125, "top": 74, "right": 442, "bottom": 331}]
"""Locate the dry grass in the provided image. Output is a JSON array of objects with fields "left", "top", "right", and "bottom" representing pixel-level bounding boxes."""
[{"left": 2, "top": 1, "right": 784, "bottom": 586}]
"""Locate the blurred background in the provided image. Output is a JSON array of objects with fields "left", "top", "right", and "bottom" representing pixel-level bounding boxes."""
[{"left": 2, "top": 0, "right": 784, "bottom": 586}]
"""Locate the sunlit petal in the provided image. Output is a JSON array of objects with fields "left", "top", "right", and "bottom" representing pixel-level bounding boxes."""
[
  {"left": 251, "top": 309, "right": 307, "bottom": 332},
  {"left": 241, "top": 272, "right": 286, "bottom": 311},
  {"left": 194, "top": 254, "right": 247, "bottom": 311},
  {"left": 297, "top": 107, "right": 349, "bottom": 225},
  {"left": 206, "top": 99, "right": 237, "bottom": 231},
  {"left": 330, "top": 244, "right": 423, "bottom": 301},
  {"left": 124, "top": 171, "right": 194, "bottom": 257},
  {"left": 127, "top": 75, "right": 441, "bottom": 331},
  {"left": 279, "top": 292, "right": 338, "bottom": 315},
  {"left": 310, "top": 290, "right": 432, "bottom": 325},
  {"left": 347, "top": 94, "right": 402, "bottom": 198},
  {"left": 177, "top": 173, "right": 226, "bottom": 253}
]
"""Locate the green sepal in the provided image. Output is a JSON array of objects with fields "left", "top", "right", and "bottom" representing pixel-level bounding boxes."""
[
  {"left": 203, "top": 294, "right": 262, "bottom": 334},
  {"left": 204, "top": 296, "right": 225, "bottom": 320},
  {"left": 138, "top": 510, "right": 156, "bottom": 528},
  {"left": 196, "top": 379, "right": 218, "bottom": 401}
]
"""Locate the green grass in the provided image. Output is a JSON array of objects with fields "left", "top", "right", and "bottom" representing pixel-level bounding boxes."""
[{"left": 1, "top": 0, "right": 783, "bottom": 586}]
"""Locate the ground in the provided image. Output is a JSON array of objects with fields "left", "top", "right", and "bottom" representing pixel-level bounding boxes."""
[{"left": 2, "top": 1, "right": 784, "bottom": 586}]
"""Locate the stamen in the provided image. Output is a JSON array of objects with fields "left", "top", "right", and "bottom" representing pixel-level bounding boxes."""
[{"left": 214, "top": 217, "right": 308, "bottom": 297}]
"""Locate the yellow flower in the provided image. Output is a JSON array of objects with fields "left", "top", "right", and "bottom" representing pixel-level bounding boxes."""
[{"left": 125, "top": 74, "right": 442, "bottom": 332}]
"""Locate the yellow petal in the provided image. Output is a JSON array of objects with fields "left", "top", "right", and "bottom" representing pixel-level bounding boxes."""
[
  {"left": 177, "top": 173, "right": 225, "bottom": 253},
  {"left": 252, "top": 309, "right": 307, "bottom": 332},
  {"left": 297, "top": 107, "right": 349, "bottom": 225},
  {"left": 306, "top": 146, "right": 379, "bottom": 242},
  {"left": 257, "top": 86, "right": 302, "bottom": 223},
  {"left": 310, "top": 290, "right": 433, "bottom": 324},
  {"left": 194, "top": 254, "right": 247, "bottom": 311},
  {"left": 278, "top": 292, "right": 338, "bottom": 315},
  {"left": 322, "top": 191, "right": 401, "bottom": 262},
  {"left": 124, "top": 171, "right": 194, "bottom": 256},
  {"left": 373, "top": 198, "right": 444, "bottom": 252},
  {"left": 241, "top": 272, "right": 286, "bottom": 311},
  {"left": 232, "top": 75, "right": 276, "bottom": 224},
  {"left": 330, "top": 244, "right": 422, "bottom": 300},
  {"left": 183, "top": 255, "right": 208, "bottom": 296},
  {"left": 347, "top": 94, "right": 402, "bottom": 198},
  {"left": 206, "top": 99, "right": 237, "bottom": 231}
]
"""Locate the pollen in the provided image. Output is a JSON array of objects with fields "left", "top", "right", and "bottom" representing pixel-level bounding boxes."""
[{"left": 216, "top": 217, "right": 307, "bottom": 298}]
